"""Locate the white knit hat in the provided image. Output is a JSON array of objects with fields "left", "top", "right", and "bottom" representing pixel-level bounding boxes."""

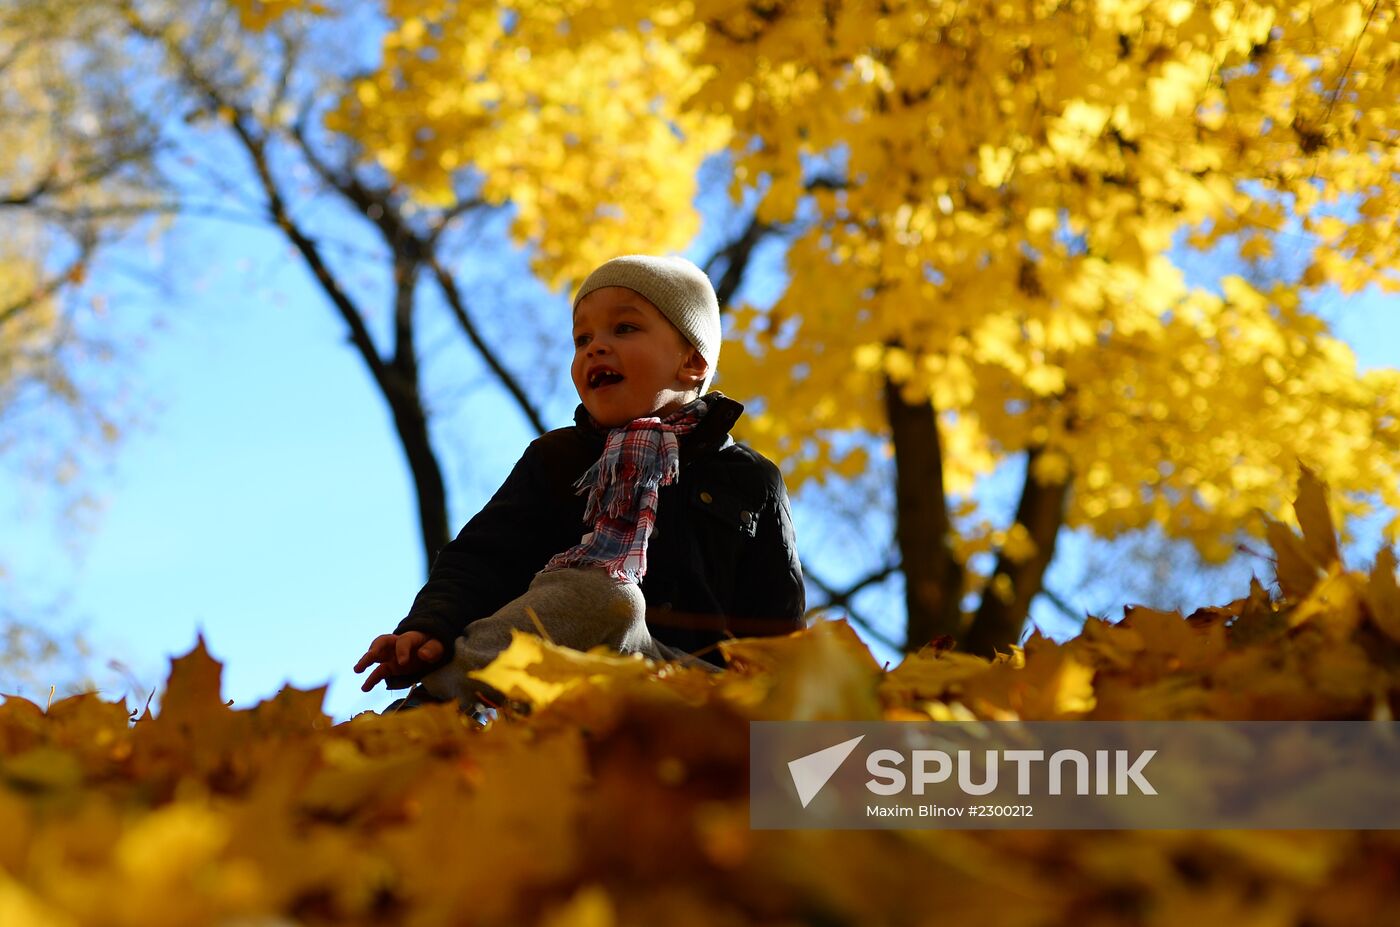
[{"left": 572, "top": 254, "right": 721, "bottom": 394}]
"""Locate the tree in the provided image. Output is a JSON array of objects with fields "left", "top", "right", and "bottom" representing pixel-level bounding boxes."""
[
  {"left": 0, "top": 1, "right": 163, "bottom": 690},
  {"left": 1, "top": 0, "right": 156, "bottom": 479},
  {"left": 333, "top": 0, "right": 1400, "bottom": 656},
  {"left": 716, "top": 0, "right": 1400, "bottom": 657}
]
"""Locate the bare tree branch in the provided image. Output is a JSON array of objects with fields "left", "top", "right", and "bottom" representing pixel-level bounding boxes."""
[
  {"left": 33, "top": 199, "right": 263, "bottom": 227},
  {"left": 803, "top": 559, "right": 903, "bottom": 652},
  {"left": 0, "top": 253, "right": 91, "bottom": 327},
  {"left": 288, "top": 111, "right": 545, "bottom": 441},
  {"left": 0, "top": 34, "right": 35, "bottom": 76},
  {"left": 427, "top": 255, "right": 549, "bottom": 436},
  {"left": 0, "top": 140, "right": 158, "bottom": 207},
  {"left": 423, "top": 195, "right": 486, "bottom": 252},
  {"left": 1039, "top": 585, "right": 1086, "bottom": 625},
  {"left": 705, "top": 212, "right": 774, "bottom": 308},
  {"left": 234, "top": 114, "right": 392, "bottom": 386},
  {"left": 703, "top": 173, "right": 846, "bottom": 308},
  {"left": 962, "top": 445, "right": 1071, "bottom": 658},
  {"left": 266, "top": 21, "right": 299, "bottom": 115}
]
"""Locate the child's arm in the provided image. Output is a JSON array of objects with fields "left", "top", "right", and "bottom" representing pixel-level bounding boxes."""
[
  {"left": 729, "top": 459, "right": 807, "bottom": 636},
  {"left": 380, "top": 435, "right": 581, "bottom": 685},
  {"left": 354, "top": 631, "right": 445, "bottom": 692}
]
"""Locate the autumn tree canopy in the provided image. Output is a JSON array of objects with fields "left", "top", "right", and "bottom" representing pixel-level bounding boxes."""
[
  {"left": 1, "top": 2, "right": 162, "bottom": 684},
  {"left": 317, "top": 0, "right": 1400, "bottom": 654},
  {"left": 0, "top": 0, "right": 153, "bottom": 476}
]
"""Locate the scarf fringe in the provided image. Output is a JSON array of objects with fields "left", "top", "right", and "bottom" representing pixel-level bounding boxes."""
[
  {"left": 577, "top": 431, "right": 681, "bottom": 522},
  {"left": 544, "top": 398, "right": 709, "bottom": 581}
]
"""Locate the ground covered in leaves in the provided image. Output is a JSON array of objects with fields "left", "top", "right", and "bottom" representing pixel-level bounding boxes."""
[{"left": 3, "top": 474, "right": 1399, "bottom": 926}]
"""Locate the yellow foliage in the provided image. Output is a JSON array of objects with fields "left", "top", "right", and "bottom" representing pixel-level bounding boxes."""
[
  {"left": 321, "top": 0, "right": 729, "bottom": 291},
  {"left": 0, "top": 482, "right": 1396, "bottom": 925},
  {"left": 0, "top": 0, "right": 141, "bottom": 485},
  {"left": 1365, "top": 547, "right": 1400, "bottom": 644},
  {"left": 0, "top": 8, "right": 80, "bottom": 414},
  {"left": 999, "top": 522, "right": 1040, "bottom": 565},
  {"left": 0, "top": 870, "right": 77, "bottom": 927},
  {"left": 469, "top": 630, "right": 658, "bottom": 709},
  {"left": 225, "top": 0, "right": 323, "bottom": 31},
  {"left": 354, "top": 1, "right": 1400, "bottom": 555},
  {"left": 667, "top": 0, "right": 1398, "bottom": 559}
]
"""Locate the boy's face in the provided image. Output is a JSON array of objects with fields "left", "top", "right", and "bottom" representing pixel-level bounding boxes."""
[{"left": 571, "top": 286, "right": 708, "bottom": 428}]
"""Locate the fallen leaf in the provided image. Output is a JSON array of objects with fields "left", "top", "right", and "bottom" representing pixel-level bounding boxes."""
[
  {"left": 1363, "top": 547, "right": 1400, "bottom": 643},
  {"left": 1294, "top": 464, "right": 1341, "bottom": 568},
  {"left": 1264, "top": 515, "right": 1323, "bottom": 601}
]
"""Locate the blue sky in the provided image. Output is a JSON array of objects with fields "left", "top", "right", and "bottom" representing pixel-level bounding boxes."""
[{"left": 3, "top": 195, "right": 1397, "bottom": 723}]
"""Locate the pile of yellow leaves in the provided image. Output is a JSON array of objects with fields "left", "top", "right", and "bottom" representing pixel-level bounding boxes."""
[{"left": 4, "top": 472, "right": 1399, "bottom": 926}]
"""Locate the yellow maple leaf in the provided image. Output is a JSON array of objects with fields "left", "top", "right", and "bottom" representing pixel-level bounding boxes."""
[
  {"left": 880, "top": 649, "right": 993, "bottom": 703},
  {"left": 469, "top": 630, "right": 656, "bottom": 709},
  {"left": 1263, "top": 514, "right": 1323, "bottom": 601},
  {"left": 0, "top": 746, "right": 83, "bottom": 793},
  {"left": 1287, "top": 566, "right": 1363, "bottom": 640},
  {"left": 1293, "top": 464, "right": 1341, "bottom": 568},
  {"left": 157, "top": 634, "right": 232, "bottom": 722},
  {"left": 0, "top": 870, "right": 77, "bottom": 927},
  {"left": 540, "top": 885, "right": 616, "bottom": 927},
  {"left": 1362, "top": 547, "right": 1400, "bottom": 643},
  {"left": 298, "top": 749, "right": 427, "bottom": 820},
  {"left": 722, "top": 619, "right": 884, "bottom": 720},
  {"left": 1117, "top": 606, "right": 1228, "bottom": 677},
  {"left": 114, "top": 802, "right": 229, "bottom": 884}
]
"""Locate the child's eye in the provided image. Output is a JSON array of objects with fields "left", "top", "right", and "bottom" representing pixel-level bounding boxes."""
[
  {"left": 615, "top": 323, "right": 637, "bottom": 334},
  {"left": 573, "top": 333, "right": 590, "bottom": 347}
]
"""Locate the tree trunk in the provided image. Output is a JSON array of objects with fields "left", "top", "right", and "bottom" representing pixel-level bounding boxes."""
[
  {"left": 386, "top": 255, "right": 451, "bottom": 572},
  {"left": 960, "top": 446, "right": 1070, "bottom": 658},
  {"left": 383, "top": 375, "right": 451, "bottom": 570},
  {"left": 883, "top": 375, "right": 964, "bottom": 651}
]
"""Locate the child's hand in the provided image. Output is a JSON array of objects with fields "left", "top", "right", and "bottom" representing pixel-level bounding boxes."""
[{"left": 354, "top": 631, "right": 447, "bottom": 692}]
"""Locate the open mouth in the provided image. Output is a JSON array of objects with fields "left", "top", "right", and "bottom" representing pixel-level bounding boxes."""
[{"left": 588, "top": 368, "right": 624, "bottom": 389}]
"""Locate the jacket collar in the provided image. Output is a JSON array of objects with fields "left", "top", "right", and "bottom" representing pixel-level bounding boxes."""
[{"left": 573, "top": 392, "right": 743, "bottom": 455}]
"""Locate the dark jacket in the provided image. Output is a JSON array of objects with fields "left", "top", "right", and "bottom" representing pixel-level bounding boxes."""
[{"left": 392, "top": 393, "right": 805, "bottom": 675}]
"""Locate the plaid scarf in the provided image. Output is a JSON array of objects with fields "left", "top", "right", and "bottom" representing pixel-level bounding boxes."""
[{"left": 542, "top": 398, "right": 709, "bottom": 584}]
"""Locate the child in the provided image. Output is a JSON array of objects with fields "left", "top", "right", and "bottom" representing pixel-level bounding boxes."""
[{"left": 354, "top": 254, "right": 805, "bottom": 713}]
